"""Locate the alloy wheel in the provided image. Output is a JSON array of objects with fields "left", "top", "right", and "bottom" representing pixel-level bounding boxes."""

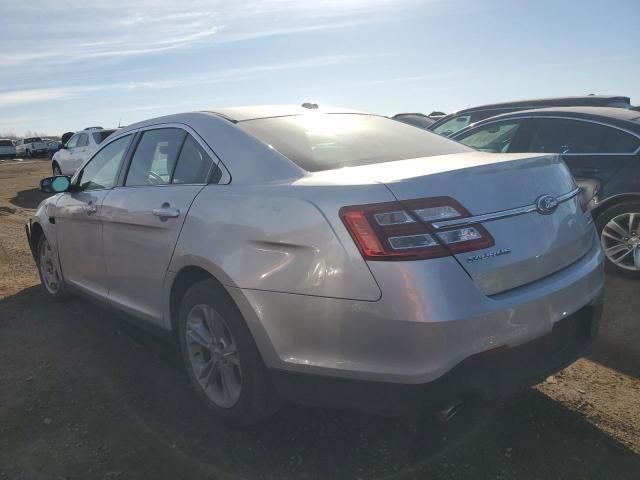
[
  {"left": 39, "top": 237, "right": 61, "bottom": 294},
  {"left": 601, "top": 212, "right": 640, "bottom": 271},
  {"left": 185, "top": 304, "right": 242, "bottom": 408}
]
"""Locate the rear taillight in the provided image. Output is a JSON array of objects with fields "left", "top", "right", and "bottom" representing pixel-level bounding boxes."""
[{"left": 340, "top": 197, "right": 494, "bottom": 260}]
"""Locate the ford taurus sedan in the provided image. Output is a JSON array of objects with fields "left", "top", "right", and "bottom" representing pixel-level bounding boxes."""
[{"left": 26, "top": 105, "right": 605, "bottom": 423}]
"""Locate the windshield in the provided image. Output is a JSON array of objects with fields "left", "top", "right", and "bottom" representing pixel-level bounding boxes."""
[
  {"left": 0, "top": 140, "right": 13, "bottom": 147},
  {"left": 24, "top": 137, "right": 42, "bottom": 143},
  {"left": 239, "top": 113, "right": 470, "bottom": 172}
]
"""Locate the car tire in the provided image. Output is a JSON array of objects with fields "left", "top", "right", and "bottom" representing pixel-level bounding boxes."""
[
  {"left": 25, "top": 149, "right": 31, "bottom": 158},
  {"left": 596, "top": 200, "right": 640, "bottom": 279},
  {"left": 36, "top": 234, "right": 68, "bottom": 300},
  {"left": 52, "top": 163, "right": 62, "bottom": 176},
  {"left": 178, "top": 278, "right": 282, "bottom": 425}
]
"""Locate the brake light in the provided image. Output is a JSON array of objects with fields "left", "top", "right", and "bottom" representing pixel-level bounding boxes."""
[{"left": 340, "top": 197, "right": 494, "bottom": 260}]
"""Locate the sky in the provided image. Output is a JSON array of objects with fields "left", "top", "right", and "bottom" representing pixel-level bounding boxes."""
[{"left": 0, "top": 0, "right": 638, "bottom": 135}]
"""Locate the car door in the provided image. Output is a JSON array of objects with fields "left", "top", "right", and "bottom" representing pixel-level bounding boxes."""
[
  {"left": 101, "top": 126, "right": 217, "bottom": 324},
  {"left": 526, "top": 117, "right": 638, "bottom": 204},
  {"left": 55, "top": 134, "right": 133, "bottom": 298}
]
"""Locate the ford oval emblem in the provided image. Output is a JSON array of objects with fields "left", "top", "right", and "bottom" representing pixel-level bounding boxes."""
[{"left": 536, "top": 194, "right": 559, "bottom": 215}]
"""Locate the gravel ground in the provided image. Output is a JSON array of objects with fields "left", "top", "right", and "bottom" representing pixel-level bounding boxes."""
[{"left": 1, "top": 160, "right": 639, "bottom": 479}]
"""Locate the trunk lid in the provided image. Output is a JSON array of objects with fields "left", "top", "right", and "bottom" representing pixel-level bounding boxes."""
[{"left": 322, "top": 152, "right": 594, "bottom": 295}]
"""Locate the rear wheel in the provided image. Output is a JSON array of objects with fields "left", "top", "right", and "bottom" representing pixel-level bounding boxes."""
[
  {"left": 596, "top": 201, "right": 640, "bottom": 279},
  {"left": 36, "top": 234, "right": 68, "bottom": 299},
  {"left": 178, "top": 278, "right": 281, "bottom": 424}
]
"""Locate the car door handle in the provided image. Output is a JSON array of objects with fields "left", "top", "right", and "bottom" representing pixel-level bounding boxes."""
[
  {"left": 152, "top": 207, "right": 180, "bottom": 218},
  {"left": 84, "top": 204, "right": 97, "bottom": 215}
]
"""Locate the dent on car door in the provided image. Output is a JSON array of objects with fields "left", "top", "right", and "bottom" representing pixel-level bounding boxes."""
[
  {"left": 527, "top": 118, "right": 639, "bottom": 204},
  {"left": 101, "top": 128, "right": 216, "bottom": 325},
  {"left": 55, "top": 134, "right": 133, "bottom": 298}
]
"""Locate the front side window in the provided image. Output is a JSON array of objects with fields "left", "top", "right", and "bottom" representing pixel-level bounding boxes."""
[
  {"left": 125, "top": 128, "right": 186, "bottom": 186},
  {"left": 79, "top": 135, "right": 131, "bottom": 191},
  {"left": 77, "top": 134, "right": 89, "bottom": 147},
  {"left": 240, "top": 114, "right": 470, "bottom": 172},
  {"left": 66, "top": 134, "right": 79, "bottom": 149},
  {"left": 431, "top": 115, "right": 472, "bottom": 136},
  {"left": 456, "top": 121, "right": 522, "bottom": 153},
  {"left": 529, "top": 118, "right": 640, "bottom": 154},
  {"left": 172, "top": 135, "right": 215, "bottom": 184}
]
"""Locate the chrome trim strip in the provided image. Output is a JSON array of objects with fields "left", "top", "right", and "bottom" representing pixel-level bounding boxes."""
[
  {"left": 432, "top": 187, "right": 581, "bottom": 230},
  {"left": 455, "top": 115, "right": 640, "bottom": 155}
]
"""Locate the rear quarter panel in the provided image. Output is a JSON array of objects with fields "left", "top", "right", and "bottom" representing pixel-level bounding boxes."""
[{"left": 168, "top": 182, "right": 392, "bottom": 301}]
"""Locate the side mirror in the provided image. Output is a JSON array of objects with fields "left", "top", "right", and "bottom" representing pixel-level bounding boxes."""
[{"left": 40, "top": 176, "right": 71, "bottom": 194}]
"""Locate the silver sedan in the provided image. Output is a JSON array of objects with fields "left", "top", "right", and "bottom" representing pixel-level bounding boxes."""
[{"left": 26, "top": 105, "right": 605, "bottom": 423}]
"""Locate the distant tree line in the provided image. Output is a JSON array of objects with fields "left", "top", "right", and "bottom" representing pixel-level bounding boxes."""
[{"left": 0, "top": 131, "right": 59, "bottom": 140}]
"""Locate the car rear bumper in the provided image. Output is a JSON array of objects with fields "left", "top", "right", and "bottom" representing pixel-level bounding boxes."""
[
  {"left": 268, "top": 298, "right": 601, "bottom": 415},
  {"left": 230, "top": 230, "right": 604, "bottom": 386}
]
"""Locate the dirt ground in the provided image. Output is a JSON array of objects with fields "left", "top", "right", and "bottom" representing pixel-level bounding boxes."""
[{"left": 1, "top": 160, "right": 639, "bottom": 480}]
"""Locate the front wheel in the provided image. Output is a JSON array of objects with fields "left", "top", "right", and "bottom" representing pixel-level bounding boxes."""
[
  {"left": 36, "top": 234, "right": 68, "bottom": 299},
  {"left": 52, "top": 163, "right": 62, "bottom": 176},
  {"left": 178, "top": 278, "right": 281, "bottom": 425},
  {"left": 596, "top": 201, "right": 640, "bottom": 279}
]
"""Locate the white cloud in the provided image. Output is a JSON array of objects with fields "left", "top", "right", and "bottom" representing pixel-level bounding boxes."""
[
  {"left": 0, "top": 0, "right": 416, "bottom": 67},
  {"left": 0, "top": 54, "right": 373, "bottom": 107}
]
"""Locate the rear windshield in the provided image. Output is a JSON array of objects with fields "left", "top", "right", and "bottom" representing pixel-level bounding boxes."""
[
  {"left": 92, "top": 130, "right": 116, "bottom": 144},
  {"left": 0, "top": 140, "right": 13, "bottom": 147},
  {"left": 24, "top": 137, "right": 42, "bottom": 143},
  {"left": 239, "top": 114, "right": 470, "bottom": 172}
]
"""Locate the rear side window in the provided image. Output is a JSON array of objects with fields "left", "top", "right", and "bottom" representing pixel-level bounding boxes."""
[
  {"left": 529, "top": 118, "right": 640, "bottom": 154},
  {"left": 172, "top": 135, "right": 215, "bottom": 184},
  {"left": 125, "top": 128, "right": 186, "bottom": 186},
  {"left": 457, "top": 121, "right": 522, "bottom": 153},
  {"left": 240, "top": 114, "right": 470, "bottom": 172},
  {"left": 600, "top": 127, "right": 640, "bottom": 153}
]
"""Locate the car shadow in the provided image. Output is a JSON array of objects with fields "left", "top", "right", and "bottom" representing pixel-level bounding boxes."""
[
  {"left": 587, "top": 273, "right": 640, "bottom": 379},
  {"left": 10, "top": 187, "right": 50, "bottom": 210},
  {"left": 0, "top": 286, "right": 638, "bottom": 480}
]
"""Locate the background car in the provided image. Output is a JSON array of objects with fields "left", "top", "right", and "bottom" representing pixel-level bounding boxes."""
[
  {"left": 15, "top": 137, "right": 50, "bottom": 157},
  {"left": 452, "top": 106, "right": 640, "bottom": 277},
  {"left": 27, "top": 105, "right": 603, "bottom": 424},
  {"left": 51, "top": 127, "right": 116, "bottom": 175},
  {"left": 429, "top": 95, "right": 632, "bottom": 137},
  {"left": 0, "top": 139, "right": 16, "bottom": 158}
]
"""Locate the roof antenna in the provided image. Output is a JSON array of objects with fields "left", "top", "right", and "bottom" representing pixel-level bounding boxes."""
[
  {"left": 118, "top": 117, "right": 122, "bottom": 128},
  {"left": 301, "top": 102, "right": 319, "bottom": 109}
]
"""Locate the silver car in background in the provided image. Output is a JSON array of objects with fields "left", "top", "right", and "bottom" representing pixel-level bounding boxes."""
[{"left": 27, "top": 105, "right": 604, "bottom": 423}]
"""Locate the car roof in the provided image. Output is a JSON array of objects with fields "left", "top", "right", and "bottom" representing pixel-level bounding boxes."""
[
  {"left": 449, "top": 95, "right": 632, "bottom": 115},
  {"left": 204, "top": 105, "right": 365, "bottom": 122}
]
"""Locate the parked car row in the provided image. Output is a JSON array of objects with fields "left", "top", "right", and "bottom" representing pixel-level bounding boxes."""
[{"left": 27, "top": 103, "right": 605, "bottom": 424}]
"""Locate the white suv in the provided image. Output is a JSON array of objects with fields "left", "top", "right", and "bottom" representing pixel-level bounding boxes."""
[{"left": 52, "top": 128, "right": 116, "bottom": 175}]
